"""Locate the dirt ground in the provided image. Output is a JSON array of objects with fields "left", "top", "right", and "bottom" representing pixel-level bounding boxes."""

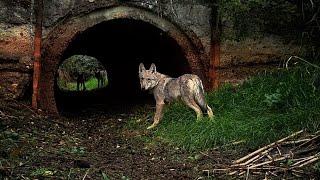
[
  {"left": 0, "top": 99, "right": 233, "bottom": 179},
  {"left": 1, "top": 96, "right": 319, "bottom": 179}
]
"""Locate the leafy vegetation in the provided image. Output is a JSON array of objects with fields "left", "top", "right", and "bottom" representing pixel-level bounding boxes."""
[
  {"left": 57, "top": 55, "right": 108, "bottom": 91},
  {"left": 59, "top": 55, "right": 104, "bottom": 79},
  {"left": 31, "top": 168, "right": 55, "bottom": 177},
  {"left": 129, "top": 65, "right": 320, "bottom": 151}
]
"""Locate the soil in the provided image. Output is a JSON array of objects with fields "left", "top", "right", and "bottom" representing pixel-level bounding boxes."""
[
  {"left": 1, "top": 97, "right": 318, "bottom": 179},
  {"left": 0, "top": 99, "right": 232, "bottom": 179}
]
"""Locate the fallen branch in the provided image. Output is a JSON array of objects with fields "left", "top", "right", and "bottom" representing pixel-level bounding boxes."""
[
  {"left": 214, "top": 130, "right": 319, "bottom": 178},
  {"left": 234, "top": 130, "right": 304, "bottom": 164},
  {"left": 297, "top": 153, "right": 320, "bottom": 168},
  {"left": 291, "top": 155, "right": 315, "bottom": 167},
  {"left": 236, "top": 147, "right": 273, "bottom": 166},
  {"left": 281, "top": 139, "right": 311, "bottom": 145},
  {"left": 298, "top": 156, "right": 319, "bottom": 167},
  {"left": 249, "top": 156, "right": 288, "bottom": 169},
  {"left": 291, "top": 134, "right": 320, "bottom": 152},
  {"left": 82, "top": 168, "right": 90, "bottom": 180}
]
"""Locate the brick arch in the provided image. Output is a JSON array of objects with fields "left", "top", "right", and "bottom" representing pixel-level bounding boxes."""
[{"left": 40, "top": 5, "right": 208, "bottom": 114}]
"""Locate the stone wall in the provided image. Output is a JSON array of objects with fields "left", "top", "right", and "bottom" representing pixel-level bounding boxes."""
[
  {"left": 0, "top": 0, "right": 305, "bottom": 99},
  {"left": 42, "top": 0, "right": 212, "bottom": 58},
  {"left": 0, "top": 0, "right": 33, "bottom": 98},
  {"left": 0, "top": 0, "right": 212, "bottom": 99}
]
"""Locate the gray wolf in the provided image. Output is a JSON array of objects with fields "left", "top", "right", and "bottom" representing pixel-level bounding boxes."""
[
  {"left": 95, "top": 70, "right": 108, "bottom": 88},
  {"left": 139, "top": 63, "right": 214, "bottom": 129},
  {"left": 76, "top": 72, "right": 86, "bottom": 91}
]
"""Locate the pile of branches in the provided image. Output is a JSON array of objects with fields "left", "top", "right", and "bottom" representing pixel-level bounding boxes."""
[{"left": 214, "top": 130, "right": 320, "bottom": 179}]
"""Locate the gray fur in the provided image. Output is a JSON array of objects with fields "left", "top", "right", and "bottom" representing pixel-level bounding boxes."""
[{"left": 139, "top": 63, "right": 214, "bottom": 129}]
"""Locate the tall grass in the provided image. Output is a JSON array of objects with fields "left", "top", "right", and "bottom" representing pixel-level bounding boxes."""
[{"left": 151, "top": 67, "right": 320, "bottom": 151}]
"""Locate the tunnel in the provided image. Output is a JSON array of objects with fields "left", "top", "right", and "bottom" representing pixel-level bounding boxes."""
[
  {"left": 54, "top": 19, "right": 191, "bottom": 115},
  {"left": 39, "top": 6, "right": 207, "bottom": 115}
]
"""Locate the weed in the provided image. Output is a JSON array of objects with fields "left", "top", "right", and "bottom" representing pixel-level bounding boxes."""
[
  {"left": 102, "top": 172, "right": 110, "bottom": 180},
  {"left": 31, "top": 167, "right": 54, "bottom": 177},
  {"left": 58, "top": 146, "right": 86, "bottom": 156}
]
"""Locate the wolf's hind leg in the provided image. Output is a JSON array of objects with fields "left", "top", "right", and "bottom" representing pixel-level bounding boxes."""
[{"left": 182, "top": 97, "right": 203, "bottom": 120}]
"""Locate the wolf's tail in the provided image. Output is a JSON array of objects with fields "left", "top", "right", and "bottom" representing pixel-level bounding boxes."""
[{"left": 194, "top": 77, "right": 214, "bottom": 119}]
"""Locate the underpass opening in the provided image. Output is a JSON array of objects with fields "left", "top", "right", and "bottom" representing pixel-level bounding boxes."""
[{"left": 55, "top": 19, "right": 191, "bottom": 115}]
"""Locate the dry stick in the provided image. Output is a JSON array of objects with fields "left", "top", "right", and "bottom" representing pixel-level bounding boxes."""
[
  {"left": 290, "top": 169, "right": 306, "bottom": 175},
  {"left": 245, "top": 167, "right": 250, "bottom": 180},
  {"left": 252, "top": 171, "right": 263, "bottom": 175},
  {"left": 266, "top": 154, "right": 273, "bottom": 160},
  {"left": 291, "top": 157, "right": 310, "bottom": 164},
  {"left": 276, "top": 147, "right": 282, "bottom": 156},
  {"left": 249, "top": 156, "right": 288, "bottom": 169},
  {"left": 298, "top": 157, "right": 320, "bottom": 167},
  {"left": 251, "top": 152, "right": 271, "bottom": 165},
  {"left": 292, "top": 173, "right": 302, "bottom": 178},
  {"left": 268, "top": 171, "right": 278, "bottom": 177},
  {"left": 239, "top": 147, "right": 274, "bottom": 166},
  {"left": 298, "top": 155, "right": 320, "bottom": 167},
  {"left": 216, "top": 166, "right": 284, "bottom": 171},
  {"left": 234, "top": 130, "right": 304, "bottom": 164},
  {"left": 291, "top": 134, "right": 320, "bottom": 151},
  {"left": 295, "top": 146, "right": 319, "bottom": 156},
  {"left": 213, "top": 168, "right": 229, "bottom": 171},
  {"left": 281, "top": 139, "right": 310, "bottom": 145},
  {"left": 82, "top": 168, "right": 90, "bottom": 180},
  {"left": 238, "top": 171, "right": 246, "bottom": 176},
  {"left": 228, "top": 171, "right": 238, "bottom": 175}
]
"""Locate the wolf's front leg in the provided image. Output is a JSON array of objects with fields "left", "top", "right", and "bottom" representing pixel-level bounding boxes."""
[{"left": 147, "top": 103, "right": 165, "bottom": 129}]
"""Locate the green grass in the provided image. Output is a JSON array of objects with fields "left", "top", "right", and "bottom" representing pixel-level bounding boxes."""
[
  {"left": 136, "top": 66, "right": 320, "bottom": 151},
  {"left": 58, "top": 77, "right": 108, "bottom": 91}
]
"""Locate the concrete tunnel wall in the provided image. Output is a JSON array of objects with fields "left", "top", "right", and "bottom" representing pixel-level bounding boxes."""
[{"left": 40, "top": 6, "right": 210, "bottom": 115}]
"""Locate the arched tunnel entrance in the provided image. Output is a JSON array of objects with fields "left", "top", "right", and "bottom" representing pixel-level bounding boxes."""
[
  {"left": 39, "top": 6, "right": 207, "bottom": 115},
  {"left": 56, "top": 19, "right": 191, "bottom": 115}
]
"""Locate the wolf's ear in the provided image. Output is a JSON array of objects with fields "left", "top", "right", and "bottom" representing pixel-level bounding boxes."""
[
  {"left": 139, "top": 63, "right": 146, "bottom": 73},
  {"left": 150, "top": 63, "right": 156, "bottom": 73}
]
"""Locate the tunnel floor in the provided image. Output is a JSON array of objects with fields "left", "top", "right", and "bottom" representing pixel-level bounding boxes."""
[
  {"left": 55, "top": 19, "right": 191, "bottom": 115},
  {"left": 56, "top": 88, "right": 155, "bottom": 117}
]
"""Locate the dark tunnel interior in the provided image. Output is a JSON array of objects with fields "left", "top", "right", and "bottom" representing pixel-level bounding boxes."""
[{"left": 55, "top": 19, "right": 191, "bottom": 115}]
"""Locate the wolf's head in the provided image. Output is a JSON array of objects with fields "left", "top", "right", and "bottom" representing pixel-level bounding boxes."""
[{"left": 139, "top": 63, "right": 159, "bottom": 90}]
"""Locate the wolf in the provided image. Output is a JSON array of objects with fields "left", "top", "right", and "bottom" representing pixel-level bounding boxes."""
[
  {"left": 76, "top": 72, "right": 86, "bottom": 91},
  {"left": 95, "top": 70, "right": 108, "bottom": 88},
  {"left": 139, "top": 63, "right": 214, "bottom": 129}
]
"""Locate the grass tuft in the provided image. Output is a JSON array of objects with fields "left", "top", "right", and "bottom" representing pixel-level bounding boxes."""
[{"left": 149, "top": 66, "right": 320, "bottom": 151}]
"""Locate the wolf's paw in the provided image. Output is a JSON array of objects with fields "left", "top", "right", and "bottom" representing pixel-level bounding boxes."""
[{"left": 208, "top": 115, "right": 215, "bottom": 120}]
